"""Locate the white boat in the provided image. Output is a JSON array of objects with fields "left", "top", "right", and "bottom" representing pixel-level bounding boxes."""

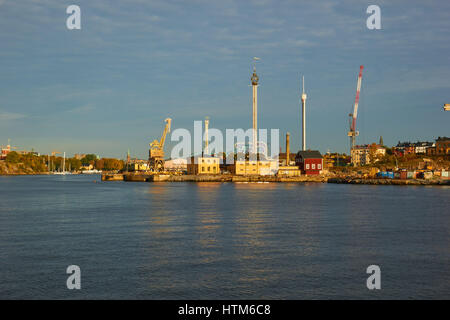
[
  {"left": 52, "top": 152, "right": 72, "bottom": 175},
  {"left": 81, "top": 169, "right": 102, "bottom": 174}
]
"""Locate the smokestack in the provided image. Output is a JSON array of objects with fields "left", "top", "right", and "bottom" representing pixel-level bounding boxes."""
[
  {"left": 204, "top": 116, "right": 209, "bottom": 155},
  {"left": 286, "top": 132, "right": 290, "bottom": 165}
]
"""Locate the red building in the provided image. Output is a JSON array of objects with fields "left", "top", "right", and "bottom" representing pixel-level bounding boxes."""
[
  {"left": 295, "top": 150, "right": 323, "bottom": 175},
  {"left": 0, "top": 144, "right": 11, "bottom": 160}
]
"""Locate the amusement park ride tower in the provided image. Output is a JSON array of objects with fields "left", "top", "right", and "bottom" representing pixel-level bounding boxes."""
[{"left": 251, "top": 66, "right": 259, "bottom": 154}]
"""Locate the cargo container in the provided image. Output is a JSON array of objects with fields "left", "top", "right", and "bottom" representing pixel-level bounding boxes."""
[{"left": 407, "top": 171, "right": 415, "bottom": 179}]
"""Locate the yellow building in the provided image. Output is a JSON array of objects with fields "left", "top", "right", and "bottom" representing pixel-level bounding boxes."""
[
  {"left": 126, "top": 160, "right": 149, "bottom": 172},
  {"left": 232, "top": 159, "right": 278, "bottom": 176},
  {"left": 277, "top": 165, "right": 301, "bottom": 177},
  {"left": 187, "top": 156, "right": 220, "bottom": 175}
]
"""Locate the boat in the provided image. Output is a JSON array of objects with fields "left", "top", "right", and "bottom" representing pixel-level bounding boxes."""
[{"left": 52, "top": 152, "right": 72, "bottom": 175}]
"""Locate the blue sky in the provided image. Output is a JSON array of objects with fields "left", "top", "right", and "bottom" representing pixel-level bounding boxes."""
[{"left": 0, "top": 0, "right": 449, "bottom": 159}]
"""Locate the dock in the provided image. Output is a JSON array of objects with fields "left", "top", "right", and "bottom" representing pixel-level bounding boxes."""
[{"left": 101, "top": 173, "right": 327, "bottom": 183}]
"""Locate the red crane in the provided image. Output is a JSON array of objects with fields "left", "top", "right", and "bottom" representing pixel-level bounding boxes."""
[{"left": 348, "top": 65, "right": 364, "bottom": 150}]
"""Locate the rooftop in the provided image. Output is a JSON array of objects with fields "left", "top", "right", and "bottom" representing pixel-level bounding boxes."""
[{"left": 296, "top": 150, "right": 323, "bottom": 159}]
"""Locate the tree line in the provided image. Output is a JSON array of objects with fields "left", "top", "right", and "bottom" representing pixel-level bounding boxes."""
[{"left": 5, "top": 152, "right": 124, "bottom": 172}]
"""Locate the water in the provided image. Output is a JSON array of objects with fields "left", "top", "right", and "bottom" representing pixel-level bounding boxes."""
[{"left": 0, "top": 175, "right": 449, "bottom": 299}]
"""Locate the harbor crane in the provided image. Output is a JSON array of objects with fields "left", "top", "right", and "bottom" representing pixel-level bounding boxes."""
[
  {"left": 348, "top": 65, "right": 364, "bottom": 151},
  {"left": 148, "top": 118, "right": 172, "bottom": 172}
]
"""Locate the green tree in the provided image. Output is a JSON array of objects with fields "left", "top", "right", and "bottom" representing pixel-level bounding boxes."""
[
  {"left": 81, "top": 154, "right": 97, "bottom": 166},
  {"left": 5, "top": 151, "right": 21, "bottom": 163}
]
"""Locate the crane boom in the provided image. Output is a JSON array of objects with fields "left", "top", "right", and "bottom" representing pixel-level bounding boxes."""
[
  {"left": 348, "top": 65, "right": 364, "bottom": 151},
  {"left": 159, "top": 118, "right": 171, "bottom": 149},
  {"left": 351, "top": 65, "right": 364, "bottom": 132}
]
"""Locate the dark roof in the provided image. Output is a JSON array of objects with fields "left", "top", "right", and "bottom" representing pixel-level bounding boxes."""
[{"left": 296, "top": 150, "right": 323, "bottom": 159}]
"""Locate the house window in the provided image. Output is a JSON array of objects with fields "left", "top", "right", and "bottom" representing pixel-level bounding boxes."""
[
  {"left": 306, "top": 164, "right": 310, "bottom": 169},
  {"left": 318, "top": 164, "right": 321, "bottom": 169},
  {"left": 202, "top": 166, "right": 205, "bottom": 172},
  {"left": 312, "top": 164, "right": 315, "bottom": 169}
]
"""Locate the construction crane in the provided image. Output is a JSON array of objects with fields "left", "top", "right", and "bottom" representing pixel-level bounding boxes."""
[
  {"left": 348, "top": 65, "right": 364, "bottom": 151},
  {"left": 148, "top": 118, "right": 172, "bottom": 172}
]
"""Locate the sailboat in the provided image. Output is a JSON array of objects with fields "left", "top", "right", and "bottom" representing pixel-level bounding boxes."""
[{"left": 53, "top": 152, "right": 72, "bottom": 175}]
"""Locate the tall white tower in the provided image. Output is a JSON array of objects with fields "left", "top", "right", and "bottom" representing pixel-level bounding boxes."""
[
  {"left": 251, "top": 67, "right": 259, "bottom": 154},
  {"left": 301, "top": 76, "right": 307, "bottom": 151}
]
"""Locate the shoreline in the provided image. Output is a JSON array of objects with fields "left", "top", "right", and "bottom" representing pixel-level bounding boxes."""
[
  {"left": 102, "top": 173, "right": 450, "bottom": 186},
  {"left": 2, "top": 172, "right": 448, "bottom": 186}
]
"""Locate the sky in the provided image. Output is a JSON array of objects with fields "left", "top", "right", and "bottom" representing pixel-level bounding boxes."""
[{"left": 0, "top": 0, "right": 449, "bottom": 159}]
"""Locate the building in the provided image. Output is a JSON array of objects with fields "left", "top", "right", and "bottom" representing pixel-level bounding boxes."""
[
  {"left": 231, "top": 158, "right": 278, "bottom": 176},
  {"left": 187, "top": 156, "right": 220, "bottom": 175},
  {"left": 295, "top": 150, "right": 323, "bottom": 175},
  {"left": 323, "top": 152, "right": 351, "bottom": 168},
  {"left": 0, "top": 144, "right": 11, "bottom": 160},
  {"left": 277, "top": 165, "right": 301, "bottom": 177},
  {"left": 393, "top": 142, "right": 415, "bottom": 157},
  {"left": 414, "top": 141, "right": 434, "bottom": 154},
  {"left": 126, "top": 159, "right": 149, "bottom": 172},
  {"left": 164, "top": 158, "right": 187, "bottom": 172},
  {"left": 427, "top": 137, "right": 450, "bottom": 155},
  {"left": 278, "top": 152, "right": 297, "bottom": 166},
  {"left": 351, "top": 144, "right": 386, "bottom": 166}
]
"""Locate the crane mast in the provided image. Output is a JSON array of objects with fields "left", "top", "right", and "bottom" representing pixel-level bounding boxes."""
[{"left": 348, "top": 65, "right": 364, "bottom": 151}]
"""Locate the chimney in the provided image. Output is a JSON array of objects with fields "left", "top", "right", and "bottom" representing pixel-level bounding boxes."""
[{"left": 286, "top": 132, "right": 290, "bottom": 165}]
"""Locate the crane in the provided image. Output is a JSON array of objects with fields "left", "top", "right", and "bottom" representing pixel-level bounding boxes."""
[
  {"left": 348, "top": 65, "right": 364, "bottom": 151},
  {"left": 148, "top": 118, "right": 172, "bottom": 172}
]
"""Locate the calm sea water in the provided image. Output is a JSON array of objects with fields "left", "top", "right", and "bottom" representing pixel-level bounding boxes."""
[{"left": 0, "top": 175, "right": 449, "bottom": 299}]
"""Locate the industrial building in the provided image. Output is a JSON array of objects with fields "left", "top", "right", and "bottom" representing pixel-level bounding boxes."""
[
  {"left": 187, "top": 155, "right": 220, "bottom": 175},
  {"left": 295, "top": 150, "right": 323, "bottom": 175},
  {"left": 231, "top": 158, "right": 278, "bottom": 176},
  {"left": 164, "top": 158, "right": 187, "bottom": 173}
]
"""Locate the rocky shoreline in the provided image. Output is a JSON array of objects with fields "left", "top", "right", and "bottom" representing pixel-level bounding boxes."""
[{"left": 328, "top": 177, "right": 450, "bottom": 186}]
